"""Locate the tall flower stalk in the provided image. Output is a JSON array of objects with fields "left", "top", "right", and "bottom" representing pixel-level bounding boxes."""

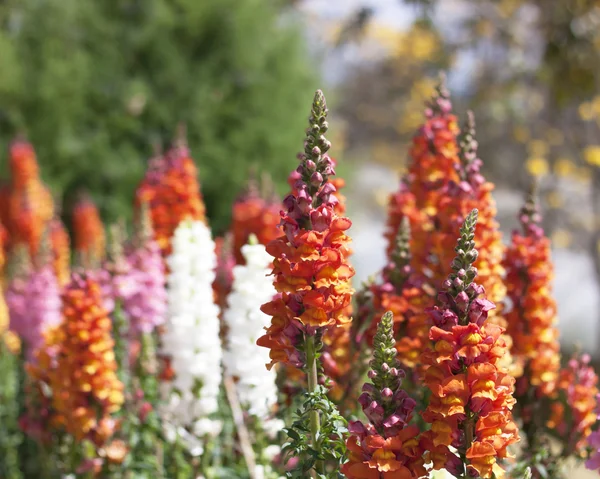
[
  {"left": 6, "top": 242, "right": 61, "bottom": 360},
  {"left": 0, "top": 140, "right": 54, "bottom": 259},
  {"left": 49, "top": 217, "right": 70, "bottom": 287},
  {"left": 420, "top": 210, "right": 519, "bottom": 478},
  {"left": 504, "top": 186, "right": 561, "bottom": 452},
  {"left": 223, "top": 240, "right": 279, "bottom": 424},
  {"left": 160, "top": 219, "right": 222, "bottom": 458},
  {"left": 257, "top": 90, "right": 354, "bottom": 475},
  {"left": 223, "top": 240, "right": 284, "bottom": 476},
  {"left": 342, "top": 311, "right": 426, "bottom": 478},
  {"left": 72, "top": 194, "right": 106, "bottom": 269},
  {"left": 122, "top": 204, "right": 167, "bottom": 338},
  {"left": 31, "top": 273, "right": 124, "bottom": 469},
  {"left": 136, "top": 143, "right": 206, "bottom": 257}
]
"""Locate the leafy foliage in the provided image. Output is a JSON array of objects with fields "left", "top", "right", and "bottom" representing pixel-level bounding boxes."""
[
  {"left": 0, "top": 0, "right": 318, "bottom": 233},
  {"left": 282, "top": 385, "right": 348, "bottom": 478}
]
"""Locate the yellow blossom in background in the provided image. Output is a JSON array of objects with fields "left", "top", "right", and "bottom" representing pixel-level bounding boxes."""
[
  {"left": 545, "top": 191, "right": 564, "bottom": 209},
  {"left": 592, "top": 96, "right": 600, "bottom": 114},
  {"left": 513, "top": 125, "right": 530, "bottom": 143},
  {"left": 551, "top": 229, "right": 572, "bottom": 249},
  {"left": 553, "top": 158, "right": 576, "bottom": 178},
  {"left": 527, "top": 139, "right": 549, "bottom": 157},
  {"left": 545, "top": 128, "right": 564, "bottom": 146},
  {"left": 2, "top": 330, "right": 21, "bottom": 355},
  {"left": 497, "top": 0, "right": 521, "bottom": 18},
  {"left": 367, "top": 23, "right": 404, "bottom": 52},
  {"left": 576, "top": 167, "right": 593, "bottom": 185},
  {"left": 526, "top": 157, "right": 549, "bottom": 176},
  {"left": 374, "top": 187, "right": 390, "bottom": 208},
  {"left": 579, "top": 102, "right": 595, "bottom": 121},
  {"left": 584, "top": 146, "right": 600, "bottom": 167}
]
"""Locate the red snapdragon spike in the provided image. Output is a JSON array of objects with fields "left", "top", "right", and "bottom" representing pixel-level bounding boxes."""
[
  {"left": 548, "top": 354, "right": 599, "bottom": 454},
  {"left": 257, "top": 90, "right": 355, "bottom": 370},
  {"left": 72, "top": 194, "right": 105, "bottom": 269},
  {"left": 2, "top": 141, "right": 55, "bottom": 258},
  {"left": 420, "top": 210, "right": 519, "bottom": 479},
  {"left": 135, "top": 143, "right": 206, "bottom": 257},
  {"left": 505, "top": 186, "right": 561, "bottom": 406},
  {"left": 386, "top": 104, "right": 514, "bottom": 378},
  {"left": 231, "top": 179, "right": 280, "bottom": 265},
  {"left": 49, "top": 217, "right": 70, "bottom": 286}
]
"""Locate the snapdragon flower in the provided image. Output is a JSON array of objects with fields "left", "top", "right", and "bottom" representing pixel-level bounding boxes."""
[
  {"left": 223, "top": 242, "right": 279, "bottom": 423},
  {"left": 7, "top": 264, "right": 61, "bottom": 359},
  {"left": 160, "top": 219, "right": 222, "bottom": 456}
]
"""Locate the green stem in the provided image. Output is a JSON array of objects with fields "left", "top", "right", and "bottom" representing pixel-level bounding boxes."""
[
  {"left": 459, "top": 415, "right": 477, "bottom": 479},
  {"left": 305, "top": 335, "right": 322, "bottom": 477}
]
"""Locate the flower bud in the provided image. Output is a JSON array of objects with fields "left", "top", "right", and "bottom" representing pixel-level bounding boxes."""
[
  {"left": 381, "top": 387, "right": 393, "bottom": 398},
  {"left": 310, "top": 171, "right": 323, "bottom": 187}
]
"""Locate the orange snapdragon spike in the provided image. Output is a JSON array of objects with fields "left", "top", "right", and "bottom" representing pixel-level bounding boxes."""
[
  {"left": 343, "top": 311, "right": 426, "bottom": 479},
  {"left": 72, "top": 195, "right": 105, "bottom": 269},
  {"left": 231, "top": 181, "right": 280, "bottom": 265},
  {"left": 548, "top": 354, "right": 598, "bottom": 454},
  {"left": 135, "top": 144, "right": 206, "bottom": 257},
  {"left": 420, "top": 210, "right": 519, "bottom": 479},
  {"left": 386, "top": 104, "right": 513, "bottom": 376},
  {"left": 358, "top": 219, "right": 431, "bottom": 372},
  {"left": 257, "top": 91, "right": 355, "bottom": 370},
  {"left": 504, "top": 188, "right": 561, "bottom": 399},
  {"left": 2, "top": 141, "right": 54, "bottom": 257},
  {"left": 406, "top": 81, "right": 461, "bottom": 212},
  {"left": 32, "top": 274, "right": 124, "bottom": 444},
  {"left": 49, "top": 217, "right": 71, "bottom": 286},
  {"left": 427, "top": 114, "right": 506, "bottom": 317}
]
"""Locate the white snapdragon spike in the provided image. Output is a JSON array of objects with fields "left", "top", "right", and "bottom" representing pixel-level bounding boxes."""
[
  {"left": 223, "top": 243, "right": 279, "bottom": 424},
  {"left": 160, "top": 219, "right": 222, "bottom": 456}
]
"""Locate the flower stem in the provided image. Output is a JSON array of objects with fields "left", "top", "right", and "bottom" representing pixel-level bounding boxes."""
[{"left": 305, "top": 334, "right": 322, "bottom": 476}]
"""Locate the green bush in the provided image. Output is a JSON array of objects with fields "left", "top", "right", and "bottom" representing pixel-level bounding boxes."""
[{"left": 0, "top": 0, "right": 318, "bottom": 233}]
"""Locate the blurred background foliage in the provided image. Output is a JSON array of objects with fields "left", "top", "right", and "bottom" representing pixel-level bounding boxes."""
[
  {"left": 305, "top": 0, "right": 600, "bottom": 314},
  {"left": 1, "top": 0, "right": 600, "bottom": 275},
  {"left": 0, "top": 0, "right": 318, "bottom": 234}
]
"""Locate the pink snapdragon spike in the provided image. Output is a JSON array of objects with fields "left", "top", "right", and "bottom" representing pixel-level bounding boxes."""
[
  {"left": 122, "top": 238, "right": 167, "bottom": 336},
  {"left": 7, "top": 265, "right": 61, "bottom": 359}
]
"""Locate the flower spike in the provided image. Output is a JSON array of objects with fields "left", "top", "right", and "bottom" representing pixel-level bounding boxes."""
[{"left": 342, "top": 311, "right": 426, "bottom": 479}]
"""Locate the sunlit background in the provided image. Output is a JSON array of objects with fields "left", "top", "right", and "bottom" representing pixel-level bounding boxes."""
[{"left": 1, "top": 0, "right": 599, "bottom": 372}]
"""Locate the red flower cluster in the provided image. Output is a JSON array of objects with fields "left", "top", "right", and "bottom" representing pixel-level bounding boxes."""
[
  {"left": 0, "top": 141, "right": 54, "bottom": 258},
  {"left": 257, "top": 91, "right": 355, "bottom": 370},
  {"left": 548, "top": 354, "right": 599, "bottom": 454},
  {"left": 384, "top": 181, "right": 425, "bottom": 259},
  {"left": 406, "top": 82, "right": 461, "bottom": 212},
  {"left": 135, "top": 144, "right": 206, "bottom": 256},
  {"left": 73, "top": 195, "right": 105, "bottom": 269},
  {"left": 504, "top": 190, "right": 560, "bottom": 398},
  {"left": 49, "top": 217, "right": 70, "bottom": 287},
  {"left": 344, "top": 424, "right": 425, "bottom": 479},
  {"left": 420, "top": 211, "right": 519, "bottom": 479},
  {"left": 231, "top": 179, "right": 280, "bottom": 265},
  {"left": 359, "top": 219, "right": 431, "bottom": 371}
]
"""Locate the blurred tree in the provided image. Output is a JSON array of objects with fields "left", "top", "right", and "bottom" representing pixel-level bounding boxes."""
[{"left": 0, "top": 0, "right": 318, "bottom": 233}]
